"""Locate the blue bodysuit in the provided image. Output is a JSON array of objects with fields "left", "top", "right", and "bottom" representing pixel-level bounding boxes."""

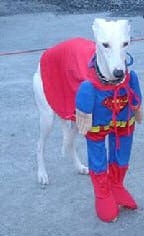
[{"left": 76, "top": 70, "right": 142, "bottom": 173}]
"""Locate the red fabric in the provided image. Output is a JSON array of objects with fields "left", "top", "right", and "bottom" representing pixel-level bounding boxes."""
[
  {"left": 89, "top": 171, "right": 119, "bottom": 222},
  {"left": 88, "top": 67, "right": 130, "bottom": 91},
  {"left": 109, "top": 163, "right": 137, "bottom": 209},
  {"left": 40, "top": 38, "right": 96, "bottom": 120},
  {"left": 103, "top": 95, "right": 128, "bottom": 112},
  {"left": 86, "top": 124, "right": 135, "bottom": 141}
]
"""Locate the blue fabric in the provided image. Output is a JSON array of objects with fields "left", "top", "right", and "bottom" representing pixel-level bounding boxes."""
[
  {"left": 108, "top": 133, "right": 133, "bottom": 166},
  {"left": 76, "top": 70, "right": 142, "bottom": 173},
  {"left": 87, "top": 139, "right": 107, "bottom": 173},
  {"left": 75, "top": 81, "right": 95, "bottom": 114},
  {"left": 76, "top": 70, "right": 142, "bottom": 127},
  {"left": 87, "top": 133, "right": 133, "bottom": 172},
  {"left": 129, "top": 70, "right": 142, "bottom": 105}
]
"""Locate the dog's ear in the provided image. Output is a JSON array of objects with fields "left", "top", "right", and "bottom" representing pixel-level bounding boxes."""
[
  {"left": 92, "top": 18, "right": 106, "bottom": 40},
  {"left": 121, "top": 20, "right": 131, "bottom": 43},
  {"left": 127, "top": 21, "right": 131, "bottom": 35},
  {"left": 119, "top": 20, "right": 131, "bottom": 35}
]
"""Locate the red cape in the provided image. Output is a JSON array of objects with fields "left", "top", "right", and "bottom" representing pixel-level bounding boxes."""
[{"left": 40, "top": 37, "right": 96, "bottom": 120}]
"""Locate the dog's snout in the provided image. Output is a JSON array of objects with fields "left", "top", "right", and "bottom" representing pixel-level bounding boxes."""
[{"left": 113, "top": 69, "right": 124, "bottom": 79}]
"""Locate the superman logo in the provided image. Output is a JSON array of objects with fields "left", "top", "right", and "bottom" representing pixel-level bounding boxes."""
[{"left": 103, "top": 95, "right": 128, "bottom": 112}]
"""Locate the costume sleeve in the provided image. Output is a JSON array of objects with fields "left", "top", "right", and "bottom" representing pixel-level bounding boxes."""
[
  {"left": 130, "top": 70, "right": 142, "bottom": 106},
  {"left": 76, "top": 80, "right": 95, "bottom": 113}
]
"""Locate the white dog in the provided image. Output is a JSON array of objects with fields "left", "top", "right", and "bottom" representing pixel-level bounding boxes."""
[
  {"left": 33, "top": 18, "right": 143, "bottom": 221},
  {"left": 33, "top": 18, "right": 142, "bottom": 187}
]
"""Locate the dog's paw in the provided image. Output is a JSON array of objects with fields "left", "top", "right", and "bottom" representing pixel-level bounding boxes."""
[
  {"left": 38, "top": 168, "right": 49, "bottom": 185},
  {"left": 78, "top": 164, "right": 89, "bottom": 175}
]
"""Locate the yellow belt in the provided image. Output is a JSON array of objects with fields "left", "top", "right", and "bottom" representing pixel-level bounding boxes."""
[{"left": 90, "top": 116, "right": 135, "bottom": 133}]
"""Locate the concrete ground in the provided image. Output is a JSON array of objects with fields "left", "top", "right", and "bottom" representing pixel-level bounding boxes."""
[{"left": 0, "top": 10, "right": 144, "bottom": 236}]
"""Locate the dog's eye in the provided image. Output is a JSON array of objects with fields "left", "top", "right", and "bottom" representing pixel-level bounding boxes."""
[
  {"left": 102, "top": 43, "right": 110, "bottom": 48},
  {"left": 123, "top": 42, "right": 129, "bottom": 47}
]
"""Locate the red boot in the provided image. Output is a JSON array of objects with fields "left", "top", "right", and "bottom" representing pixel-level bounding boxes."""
[
  {"left": 109, "top": 163, "right": 137, "bottom": 209},
  {"left": 89, "top": 171, "right": 119, "bottom": 222}
]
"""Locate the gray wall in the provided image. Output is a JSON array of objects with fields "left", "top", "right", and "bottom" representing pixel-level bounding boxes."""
[{"left": 47, "top": 0, "right": 144, "bottom": 12}]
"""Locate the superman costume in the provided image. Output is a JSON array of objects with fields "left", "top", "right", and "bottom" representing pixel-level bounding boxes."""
[
  {"left": 40, "top": 37, "right": 142, "bottom": 222},
  {"left": 76, "top": 70, "right": 141, "bottom": 172}
]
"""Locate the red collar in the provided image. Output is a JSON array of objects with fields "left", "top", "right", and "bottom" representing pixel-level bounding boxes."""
[{"left": 88, "top": 67, "right": 130, "bottom": 91}]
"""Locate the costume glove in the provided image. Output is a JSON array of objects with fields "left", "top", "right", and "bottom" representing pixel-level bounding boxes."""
[
  {"left": 134, "top": 107, "right": 142, "bottom": 124},
  {"left": 76, "top": 109, "right": 92, "bottom": 135}
]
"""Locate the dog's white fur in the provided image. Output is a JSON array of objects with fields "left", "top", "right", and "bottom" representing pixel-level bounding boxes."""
[
  {"left": 92, "top": 19, "right": 130, "bottom": 80},
  {"left": 33, "top": 18, "right": 131, "bottom": 185}
]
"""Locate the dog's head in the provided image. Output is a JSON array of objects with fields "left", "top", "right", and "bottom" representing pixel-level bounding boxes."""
[{"left": 92, "top": 18, "right": 130, "bottom": 84}]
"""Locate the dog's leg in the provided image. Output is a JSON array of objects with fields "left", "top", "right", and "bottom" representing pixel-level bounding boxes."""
[
  {"left": 61, "top": 120, "right": 89, "bottom": 175},
  {"left": 33, "top": 67, "right": 55, "bottom": 185},
  {"left": 37, "top": 110, "right": 55, "bottom": 185}
]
